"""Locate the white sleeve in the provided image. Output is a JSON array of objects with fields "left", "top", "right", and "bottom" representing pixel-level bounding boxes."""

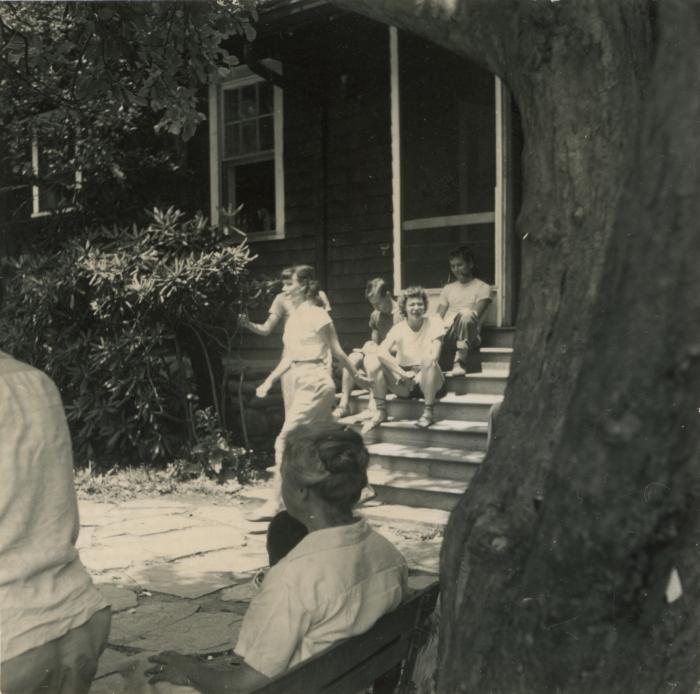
[{"left": 235, "top": 578, "right": 310, "bottom": 678}]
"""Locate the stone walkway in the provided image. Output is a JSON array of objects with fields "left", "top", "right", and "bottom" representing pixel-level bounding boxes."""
[{"left": 80, "top": 492, "right": 443, "bottom": 693}]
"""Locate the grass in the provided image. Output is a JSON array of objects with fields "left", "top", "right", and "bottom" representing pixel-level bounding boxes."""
[{"left": 74, "top": 462, "right": 268, "bottom": 503}]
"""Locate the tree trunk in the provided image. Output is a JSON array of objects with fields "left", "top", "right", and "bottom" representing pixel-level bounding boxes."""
[{"left": 329, "top": 0, "right": 699, "bottom": 690}]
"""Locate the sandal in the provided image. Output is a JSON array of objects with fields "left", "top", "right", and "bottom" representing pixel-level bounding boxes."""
[
  {"left": 360, "top": 410, "right": 388, "bottom": 433},
  {"left": 415, "top": 412, "right": 435, "bottom": 429}
]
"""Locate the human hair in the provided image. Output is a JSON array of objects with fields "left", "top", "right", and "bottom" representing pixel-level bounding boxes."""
[
  {"left": 365, "top": 277, "right": 391, "bottom": 300},
  {"left": 398, "top": 286, "right": 428, "bottom": 318},
  {"left": 292, "top": 264, "right": 321, "bottom": 301},
  {"left": 283, "top": 424, "right": 369, "bottom": 512},
  {"left": 280, "top": 267, "right": 294, "bottom": 280},
  {"left": 448, "top": 245, "right": 475, "bottom": 266}
]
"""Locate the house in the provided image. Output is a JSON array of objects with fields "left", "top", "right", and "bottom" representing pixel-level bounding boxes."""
[
  {"left": 1, "top": 1, "right": 523, "bottom": 512},
  {"left": 215, "top": 1, "right": 523, "bottom": 514},
  {"left": 211, "top": 1, "right": 523, "bottom": 357}
]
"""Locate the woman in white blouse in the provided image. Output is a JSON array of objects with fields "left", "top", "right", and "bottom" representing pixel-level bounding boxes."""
[
  {"left": 145, "top": 423, "right": 407, "bottom": 692},
  {"left": 250, "top": 265, "right": 371, "bottom": 520}
]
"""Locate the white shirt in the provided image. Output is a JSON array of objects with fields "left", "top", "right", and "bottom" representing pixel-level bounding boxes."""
[
  {"left": 0, "top": 353, "right": 107, "bottom": 662},
  {"left": 438, "top": 278, "right": 492, "bottom": 323},
  {"left": 283, "top": 303, "right": 333, "bottom": 362},
  {"left": 235, "top": 519, "right": 407, "bottom": 678},
  {"left": 382, "top": 316, "right": 445, "bottom": 367}
]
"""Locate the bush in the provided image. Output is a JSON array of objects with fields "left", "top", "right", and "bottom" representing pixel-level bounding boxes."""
[{"left": 1, "top": 207, "right": 262, "bottom": 467}]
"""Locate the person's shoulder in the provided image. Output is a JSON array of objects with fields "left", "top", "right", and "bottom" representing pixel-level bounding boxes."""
[
  {"left": 364, "top": 525, "right": 407, "bottom": 567},
  {"left": 472, "top": 278, "right": 491, "bottom": 290}
]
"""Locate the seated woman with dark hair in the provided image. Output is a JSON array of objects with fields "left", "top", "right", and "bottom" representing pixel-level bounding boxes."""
[{"left": 144, "top": 424, "right": 407, "bottom": 693}]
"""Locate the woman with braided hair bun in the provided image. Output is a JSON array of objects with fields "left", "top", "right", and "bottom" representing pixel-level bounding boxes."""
[{"left": 145, "top": 423, "right": 407, "bottom": 692}]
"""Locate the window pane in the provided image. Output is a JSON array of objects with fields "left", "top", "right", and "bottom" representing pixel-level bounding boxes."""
[
  {"left": 223, "top": 89, "right": 239, "bottom": 122},
  {"left": 241, "top": 120, "right": 258, "bottom": 155},
  {"left": 401, "top": 223, "right": 495, "bottom": 288},
  {"left": 259, "top": 82, "right": 273, "bottom": 115},
  {"left": 240, "top": 85, "right": 257, "bottom": 118},
  {"left": 259, "top": 116, "right": 274, "bottom": 151},
  {"left": 223, "top": 159, "right": 275, "bottom": 233},
  {"left": 224, "top": 123, "right": 241, "bottom": 158},
  {"left": 400, "top": 35, "right": 495, "bottom": 220}
]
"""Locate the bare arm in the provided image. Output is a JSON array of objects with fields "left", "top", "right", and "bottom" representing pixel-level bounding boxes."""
[
  {"left": 473, "top": 296, "right": 492, "bottom": 324},
  {"left": 320, "top": 323, "right": 372, "bottom": 389},
  {"left": 377, "top": 336, "right": 413, "bottom": 381},
  {"left": 428, "top": 337, "right": 443, "bottom": 363},
  {"left": 256, "top": 357, "right": 291, "bottom": 398},
  {"left": 239, "top": 312, "right": 281, "bottom": 337},
  {"left": 147, "top": 652, "right": 269, "bottom": 694}
]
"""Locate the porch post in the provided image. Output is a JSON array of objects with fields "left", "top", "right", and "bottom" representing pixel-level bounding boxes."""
[{"left": 389, "top": 26, "right": 402, "bottom": 293}]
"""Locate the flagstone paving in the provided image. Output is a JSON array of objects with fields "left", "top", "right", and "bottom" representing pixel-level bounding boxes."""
[{"left": 81, "top": 494, "right": 442, "bottom": 692}]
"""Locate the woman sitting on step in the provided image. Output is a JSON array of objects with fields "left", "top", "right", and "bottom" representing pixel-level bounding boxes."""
[
  {"left": 142, "top": 424, "right": 407, "bottom": 693},
  {"left": 361, "top": 286, "right": 447, "bottom": 432}
]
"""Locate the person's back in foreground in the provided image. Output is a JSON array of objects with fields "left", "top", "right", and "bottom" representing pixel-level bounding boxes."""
[
  {"left": 143, "top": 423, "right": 407, "bottom": 692},
  {"left": 0, "top": 283, "right": 110, "bottom": 694}
]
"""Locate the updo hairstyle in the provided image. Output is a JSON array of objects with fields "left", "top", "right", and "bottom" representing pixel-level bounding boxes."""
[
  {"left": 283, "top": 423, "right": 369, "bottom": 512},
  {"left": 398, "top": 286, "right": 429, "bottom": 318}
]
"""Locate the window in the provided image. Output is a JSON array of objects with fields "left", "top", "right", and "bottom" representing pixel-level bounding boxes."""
[
  {"left": 209, "top": 62, "right": 284, "bottom": 239},
  {"left": 31, "top": 135, "right": 81, "bottom": 218}
]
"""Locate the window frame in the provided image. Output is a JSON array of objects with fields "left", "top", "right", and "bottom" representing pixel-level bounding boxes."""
[
  {"left": 30, "top": 135, "right": 82, "bottom": 218},
  {"left": 209, "top": 61, "right": 284, "bottom": 241}
]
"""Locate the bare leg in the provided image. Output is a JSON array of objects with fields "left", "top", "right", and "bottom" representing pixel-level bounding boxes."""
[
  {"left": 361, "top": 360, "right": 388, "bottom": 433},
  {"left": 333, "top": 351, "right": 364, "bottom": 418},
  {"left": 416, "top": 358, "right": 445, "bottom": 428}
]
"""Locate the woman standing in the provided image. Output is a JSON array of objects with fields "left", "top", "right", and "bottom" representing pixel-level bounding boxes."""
[
  {"left": 239, "top": 267, "right": 331, "bottom": 412},
  {"left": 252, "top": 265, "right": 371, "bottom": 520}
]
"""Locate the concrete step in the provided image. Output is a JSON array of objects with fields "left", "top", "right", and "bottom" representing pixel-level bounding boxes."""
[
  {"left": 368, "top": 467, "right": 467, "bottom": 512},
  {"left": 480, "top": 346, "right": 513, "bottom": 365},
  {"left": 359, "top": 417, "right": 489, "bottom": 450},
  {"left": 367, "top": 442, "right": 483, "bottom": 482},
  {"left": 350, "top": 392, "right": 502, "bottom": 422},
  {"left": 481, "top": 327, "right": 515, "bottom": 349},
  {"left": 445, "top": 369, "right": 509, "bottom": 396},
  {"left": 358, "top": 503, "right": 450, "bottom": 529}
]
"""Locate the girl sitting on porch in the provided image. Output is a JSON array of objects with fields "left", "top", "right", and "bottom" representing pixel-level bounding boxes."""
[
  {"left": 249, "top": 265, "right": 371, "bottom": 521},
  {"left": 436, "top": 245, "right": 493, "bottom": 376},
  {"left": 142, "top": 424, "right": 407, "bottom": 693},
  {"left": 361, "top": 286, "right": 446, "bottom": 432}
]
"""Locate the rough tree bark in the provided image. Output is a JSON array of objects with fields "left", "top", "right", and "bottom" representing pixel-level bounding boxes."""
[{"left": 328, "top": 1, "right": 699, "bottom": 691}]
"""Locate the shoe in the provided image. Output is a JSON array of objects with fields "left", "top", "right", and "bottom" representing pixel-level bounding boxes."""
[
  {"left": 361, "top": 410, "right": 387, "bottom": 434},
  {"left": 332, "top": 404, "right": 351, "bottom": 420},
  {"left": 450, "top": 362, "right": 466, "bottom": 377},
  {"left": 415, "top": 412, "right": 435, "bottom": 429}
]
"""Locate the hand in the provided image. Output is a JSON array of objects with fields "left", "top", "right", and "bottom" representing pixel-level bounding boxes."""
[
  {"left": 256, "top": 382, "right": 271, "bottom": 399},
  {"left": 398, "top": 370, "right": 417, "bottom": 387},
  {"left": 354, "top": 372, "right": 373, "bottom": 390},
  {"left": 146, "top": 651, "right": 195, "bottom": 686},
  {"left": 238, "top": 313, "right": 251, "bottom": 328}
]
